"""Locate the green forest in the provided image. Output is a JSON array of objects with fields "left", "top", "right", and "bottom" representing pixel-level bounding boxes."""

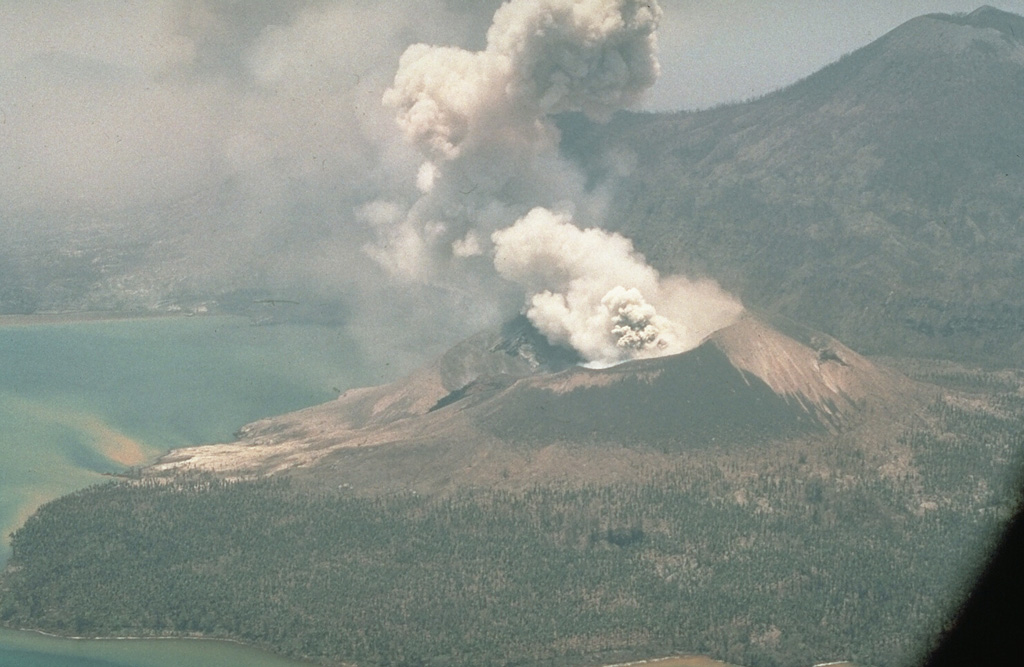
[{"left": 2, "top": 366, "right": 1021, "bottom": 667}]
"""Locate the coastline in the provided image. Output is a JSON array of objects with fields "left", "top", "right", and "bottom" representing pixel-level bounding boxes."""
[
  {"left": 0, "top": 625, "right": 321, "bottom": 666},
  {"left": 0, "top": 310, "right": 207, "bottom": 328},
  {"left": 4, "top": 625, "right": 733, "bottom": 667},
  {"left": 0, "top": 314, "right": 372, "bottom": 667},
  {"left": 8, "top": 625, "right": 271, "bottom": 650}
]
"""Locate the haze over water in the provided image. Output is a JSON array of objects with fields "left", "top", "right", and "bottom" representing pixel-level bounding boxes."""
[{"left": 0, "top": 314, "right": 371, "bottom": 666}]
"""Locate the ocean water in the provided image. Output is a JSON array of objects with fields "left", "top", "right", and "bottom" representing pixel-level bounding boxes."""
[{"left": 0, "top": 315, "right": 374, "bottom": 666}]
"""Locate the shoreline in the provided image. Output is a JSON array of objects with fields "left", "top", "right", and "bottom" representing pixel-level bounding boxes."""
[
  {"left": 10, "top": 625, "right": 242, "bottom": 643},
  {"left": 0, "top": 310, "right": 209, "bottom": 328},
  {"left": 2, "top": 626, "right": 737, "bottom": 667},
  {"left": 0, "top": 624, "right": 321, "bottom": 665}
]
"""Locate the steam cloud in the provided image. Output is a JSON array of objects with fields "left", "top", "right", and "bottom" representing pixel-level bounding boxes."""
[{"left": 493, "top": 208, "right": 743, "bottom": 366}]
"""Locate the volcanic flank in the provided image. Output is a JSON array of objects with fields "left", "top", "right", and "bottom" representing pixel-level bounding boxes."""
[{"left": 148, "top": 314, "right": 925, "bottom": 493}]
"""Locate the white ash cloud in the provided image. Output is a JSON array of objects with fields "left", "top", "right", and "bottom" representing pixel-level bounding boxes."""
[
  {"left": 387, "top": 0, "right": 659, "bottom": 162},
  {"left": 492, "top": 207, "right": 743, "bottom": 366},
  {"left": 385, "top": 0, "right": 661, "bottom": 162},
  {"left": 369, "top": 0, "right": 662, "bottom": 281}
]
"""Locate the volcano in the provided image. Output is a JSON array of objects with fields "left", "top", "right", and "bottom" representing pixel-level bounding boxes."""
[{"left": 150, "top": 314, "right": 926, "bottom": 493}]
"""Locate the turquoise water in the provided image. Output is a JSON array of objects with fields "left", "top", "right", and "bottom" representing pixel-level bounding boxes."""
[{"left": 0, "top": 315, "right": 374, "bottom": 666}]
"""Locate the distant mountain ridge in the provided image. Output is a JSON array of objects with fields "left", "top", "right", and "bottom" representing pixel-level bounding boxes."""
[
  {"left": 559, "top": 6, "right": 1024, "bottom": 365},
  {"left": 936, "top": 5, "right": 1024, "bottom": 35}
]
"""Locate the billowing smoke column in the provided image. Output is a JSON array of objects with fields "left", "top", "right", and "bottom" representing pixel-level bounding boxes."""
[
  {"left": 493, "top": 208, "right": 743, "bottom": 366},
  {"left": 370, "top": 0, "right": 662, "bottom": 280},
  {"left": 379, "top": 0, "right": 744, "bottom": 366},
  {"left": 385, "top": 0, "right": 662, "bottom": 164}
]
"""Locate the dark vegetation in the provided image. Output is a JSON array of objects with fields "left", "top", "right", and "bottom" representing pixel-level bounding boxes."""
[{"left": 2, "top": 369, "right": 1021, "bottom": 667}]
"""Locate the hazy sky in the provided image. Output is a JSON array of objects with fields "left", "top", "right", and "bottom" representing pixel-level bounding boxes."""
[
  {"left": 651, "top": 1, "right": 1024, "bottom": 109},
  {"left": 3, "top": 1, "right": 1019, "bottom": 212},
  {"left": 2, "top": 0, "right": 1021, "bottom": 367}
]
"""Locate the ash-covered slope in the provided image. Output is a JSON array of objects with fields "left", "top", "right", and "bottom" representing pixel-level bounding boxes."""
[
  {"left": 150, "top": 315, "right": 925, "bottom": 491},
  {"left": 560, "top": 6, "right": 1024, "bottom": 365},
  {"left": 474, "top": 314, "right": 916, "bottom": 447}
]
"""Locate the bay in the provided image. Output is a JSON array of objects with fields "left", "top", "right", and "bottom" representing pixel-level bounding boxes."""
[{"left": 0, "top": 314, "right": 375, "bottom": 666}]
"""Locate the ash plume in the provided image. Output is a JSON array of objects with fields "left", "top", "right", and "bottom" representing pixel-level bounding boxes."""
[
  {"left": 369, "top": 0, "right": 662, "bottom": 281},
  {"left": 373, "top": 0, "right": 742, "bottom": 367},
  {"left": 384, "top": 0, "right": 662, "bottom": 162},
  {"left": 492, "top": 207, "right": 743, "bottom": 366}
]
